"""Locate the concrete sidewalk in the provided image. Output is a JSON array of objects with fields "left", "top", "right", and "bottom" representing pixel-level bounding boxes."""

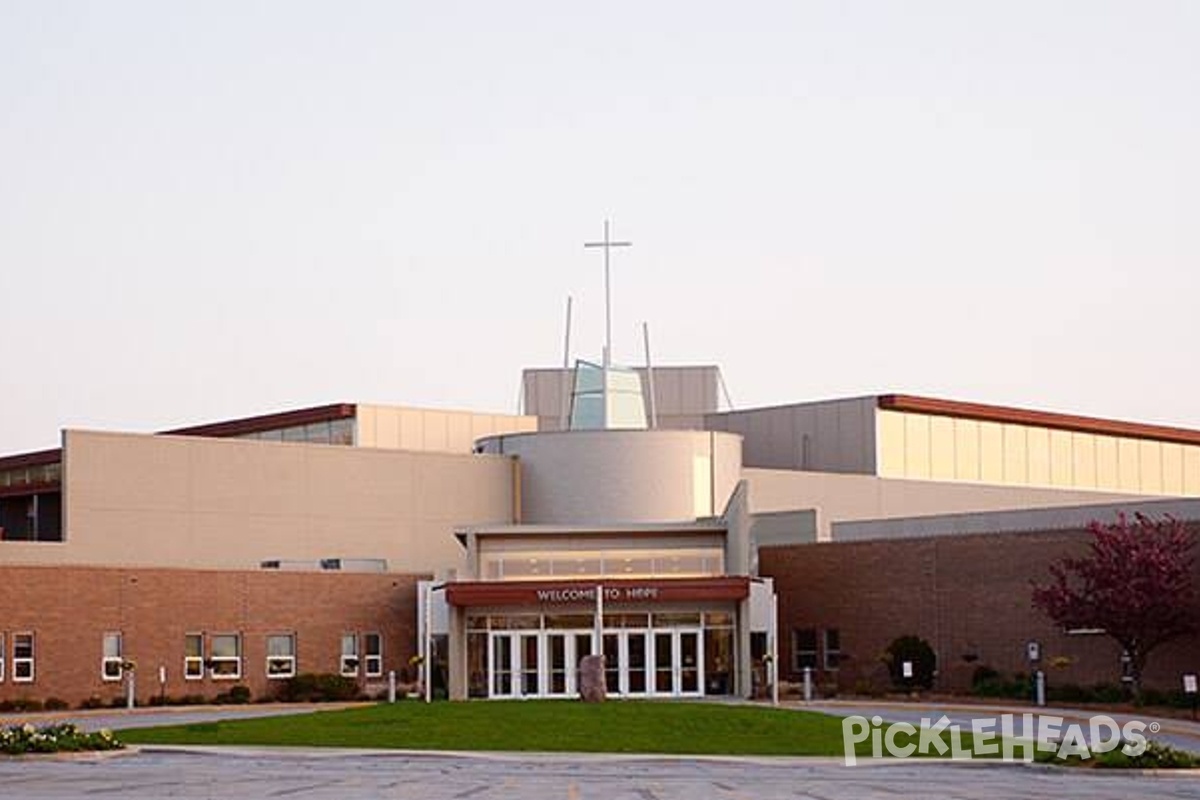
[{"left": 0, "top": 701, "right": 365, "bottom": 732}]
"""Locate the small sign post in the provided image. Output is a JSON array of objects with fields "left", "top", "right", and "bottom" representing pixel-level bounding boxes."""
[{"left": 1184, "top": 673, "right": 1198, "bottom": 721}]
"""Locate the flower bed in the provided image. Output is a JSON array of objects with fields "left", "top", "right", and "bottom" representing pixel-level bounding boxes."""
[{"left": 1, "top": 723, "right": 124, "bottom": 755}]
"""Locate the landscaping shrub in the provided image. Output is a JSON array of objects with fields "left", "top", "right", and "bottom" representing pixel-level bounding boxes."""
[
  {"left": 1136, "top": 688, "right": 1194, "bottom": 710},
  {"left": 79, "top": 697, "right": 106, "bottom": 710},
  {"left": 972, "top": 671, "right": 1031, "bottom": 700},
  {"left": 0, "top": 723, "right": 122, "bottom": 755},
  {"left": 1042, "top": 740, "right": 1200, "bottom": 769},
  {"left": 214, "top": 685, "right": 252, "bottom": 705},
  {"left": 1091, "top": 683, "right": 1127, "bottom": 704},
  {"left": 0, "top": 698, "right": 46, "bottom": 713},
  {"left": 277, "top": 673, "right": 360, "bottom": 703},
  {"left": 43, "top": 698, "right": 69, "bottom": 711},
  {"left": 971, "top": 665, "right": 999, "bottom": 687},
  {"left": 884, "top": 636, "right": 937, "bottom": 690},
  {"left": 1047, "top": 683, "right": 1091, "bottom": 704}
]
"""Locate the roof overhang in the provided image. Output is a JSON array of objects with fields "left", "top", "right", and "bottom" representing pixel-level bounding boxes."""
[{"left": 445, "top": 575, "right": 750, "bottom": 607}]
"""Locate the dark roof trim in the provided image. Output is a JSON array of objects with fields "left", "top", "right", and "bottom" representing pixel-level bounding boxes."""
[
  {"left": 161, "top": 403, "right": 357, "bottom": 439},
  {"left": 0, "top": 480, "right": 60, "bottom": 499},
  {"left": 878, "top": 394, "right": 1200, "bottom": 447},
  {"left": 0, "top": 448, "right": 62, "bottom": 471},
  {"left": 0, "top": 403, "right": 358, "bottom": 469}
]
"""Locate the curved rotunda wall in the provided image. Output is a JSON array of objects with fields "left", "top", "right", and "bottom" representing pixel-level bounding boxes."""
[{"left": 477, "top": 430, "right": 742, "bottom": 525}]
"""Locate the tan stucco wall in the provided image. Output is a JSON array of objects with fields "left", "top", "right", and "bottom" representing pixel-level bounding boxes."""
[
  {"left": 0, "top": 430, "right": 516, "bottom": 574},
  {"left": 706, "top": 397, "right": 877, "bottom": 475},
  {"left": 477, "top": 431, "right": 742, "bottom": 525},
  {"left": 744, "top": 467, "right": 1146, "bottom": 541},
  {"left": 876, "top": 409, "right": 1200, "bottom": 495},
  {"left": 354, "top": 404, "right": 537, "bottom": 452}
]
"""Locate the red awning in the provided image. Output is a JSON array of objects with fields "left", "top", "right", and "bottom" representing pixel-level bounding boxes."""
[{"left": 445, "top": 576, "right": 750, "bottom": 607}]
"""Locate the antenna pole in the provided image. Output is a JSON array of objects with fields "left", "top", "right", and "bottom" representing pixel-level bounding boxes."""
[
  {"left": 561, "top": 296, "right": 573, "bottom": 430},
  {"left": 603, "top": 220, "right": 612, "bottom": 367},
  {"left": 643, "top": 322, "right": 658, "bottom": 429}
]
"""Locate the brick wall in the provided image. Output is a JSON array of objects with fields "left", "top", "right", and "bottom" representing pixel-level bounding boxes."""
[
  {"left": 761, "top": 525, "right": 1200, "bottom": 694},
  {"left": 0, "top": 565, "right": 424, "bottom": 707}
]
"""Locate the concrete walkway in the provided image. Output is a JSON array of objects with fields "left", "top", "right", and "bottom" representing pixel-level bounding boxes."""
[{"left": 0, "top": 701, "right": 366, "bottom": 732}]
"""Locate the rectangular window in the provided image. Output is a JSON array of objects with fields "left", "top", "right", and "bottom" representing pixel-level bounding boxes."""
[
  {"left": 102, "top": 632, "right": 123, "bottom": 681},
  {"left": 823, "top": 629, "right": 841, "bottom": 671},
  {"left": 184, "top": 633, "right": 204, "bottom": 680},
  {"left": 266, "top": 634, "right": 296, "bottom": 679},
  {"left": 363, "top": 633, "right": 382, "bottom": 677},
  {"left": 792, "top": 628, "right": 817, "bottom": 672},
  {"left": 13, "top": 633, "right": 34, "bottom": 682},
  {"left": 340, "top": 634, "right": 359, "bottom": 676},
  {"left": 210, "top": 634, "right": 242, "bottom": 679}
]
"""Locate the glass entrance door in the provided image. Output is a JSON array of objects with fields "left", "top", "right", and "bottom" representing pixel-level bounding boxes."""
[
  {"left": 486, "top": 624, "right": 707, "bottom": 699},
  {"left": 650, "top": 629, "right": 704, "bottom": 697},
  {"left": 679, "top": 630, "right": 701, "bottom": 694},
  {"left": 489, "top": 632, "right": 542, "bottom": 698},
  {"left": 626, "top": 631, "right": 649, "bottom": 695},
  {"left": 490, "top": 634, "right": 514, "bottom": 697}
]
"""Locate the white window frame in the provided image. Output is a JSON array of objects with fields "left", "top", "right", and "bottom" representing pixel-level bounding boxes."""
[
  {"left": 209, "top": 633, "right": 242, "bottom": 680},
  {"left": 363, "top": 632, "right": 383, "bottom": 677},
  {"left": 184, "top": 633, "right": 204, "bottom": 680},
  {"left": 823, "top": 628, "right": 841, "bottom": 672},
  {"left": 266, "top": 634, "right": 296, "bottom": 679},
  {"left": 102, "top": 632, "right": 123, "bottom": 682},
  {"left": 340, "top": 633, "right": 360, "bottom": 677},
  {"left": 0, "top": 633, "right": 5, "bottom": 682},
  {"left": 13, "top": 632, "right": 34, "bottom": 683}
]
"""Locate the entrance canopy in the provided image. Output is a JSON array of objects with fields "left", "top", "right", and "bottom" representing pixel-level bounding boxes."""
[{"left": 445, "top": 576, "right": 750, "bottom": 607}]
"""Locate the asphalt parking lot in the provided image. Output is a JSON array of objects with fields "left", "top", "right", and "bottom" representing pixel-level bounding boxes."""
[{"left": 1, "top": 748, "right": 1197, "bottom": 800}]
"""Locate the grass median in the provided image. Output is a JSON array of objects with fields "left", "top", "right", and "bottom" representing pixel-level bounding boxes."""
[{"left": 118, "top": 700, "right": 994, "bottom": 757}]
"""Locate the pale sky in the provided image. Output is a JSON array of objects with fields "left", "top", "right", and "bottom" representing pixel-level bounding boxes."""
[{"left": 2, "top": 1, "right": 1198, "bottom": 453}]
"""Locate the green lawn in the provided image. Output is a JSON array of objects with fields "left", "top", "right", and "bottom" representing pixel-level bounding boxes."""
[{"left": 118, "top": 701, "right": 984, "bottom": 757}]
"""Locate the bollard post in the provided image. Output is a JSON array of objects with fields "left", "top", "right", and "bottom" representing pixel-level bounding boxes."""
[
  {"left": 388, "top": 670, "right": 397, "bottom": 703},
  {"left": 803, "top": 666, "right": 813, "bottom": 702},
  {"left": 1035, "top": 670, "right": 1046, "bottom": 707},
  {"left": 126, "top": 672, "right": 136, "bottom": 710}
]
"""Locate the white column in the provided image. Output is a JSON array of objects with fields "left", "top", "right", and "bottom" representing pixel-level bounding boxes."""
[{"left": 770, "top": 592, "right": 779, "bottom": 706}]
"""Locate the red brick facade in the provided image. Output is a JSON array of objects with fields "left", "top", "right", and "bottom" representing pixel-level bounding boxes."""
[
  {"left": 760, "top": 526, "right": 1200, "bottom": 694},
  {"left": 0, "top": 566, "right": 424, "bottom": 707}
]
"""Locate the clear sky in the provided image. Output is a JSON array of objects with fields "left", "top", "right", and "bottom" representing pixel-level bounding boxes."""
[{"left": 2, "top": 1, "right": 1197, "bottom": 453}]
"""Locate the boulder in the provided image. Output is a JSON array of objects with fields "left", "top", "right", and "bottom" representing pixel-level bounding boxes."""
[{"left": 578, "top": 654, "right": 607, "bottom": 703}]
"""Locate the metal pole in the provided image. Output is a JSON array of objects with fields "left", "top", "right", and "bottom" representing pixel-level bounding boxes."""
[
  {"left": 803, "top": 666, "right": 813, "bottom": 702},
  {"left": 594, "top": 584, "right": 604, "bottom": 655},
  {"left": 1035, "top": 670, "right": 1046, "bottom": 707},
  {"left": 642, "top": 322, "right": 658, "bottom": 429},
  {"left": 126, "top": 671, "right": 135, "bottom": 710},
  {"left": 770, "top": 593, "right": 780, "bottom": 706},
  {"left": 603, "top": 220, "right": 611, "bottom": 367},
  {"left": 423, "top": 583, "right": 433, "bottom": 703},
  {"left": 388, "top": 670, "right": 397, "bottom": 703},
  {"left": 561, "top": 296, "right": 573, "bottom": 430}
]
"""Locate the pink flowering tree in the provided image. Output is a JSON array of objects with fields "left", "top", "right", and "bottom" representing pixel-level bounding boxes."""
[{"left": 1031, "top": 513, "right": 1196, "bottom": 698}]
